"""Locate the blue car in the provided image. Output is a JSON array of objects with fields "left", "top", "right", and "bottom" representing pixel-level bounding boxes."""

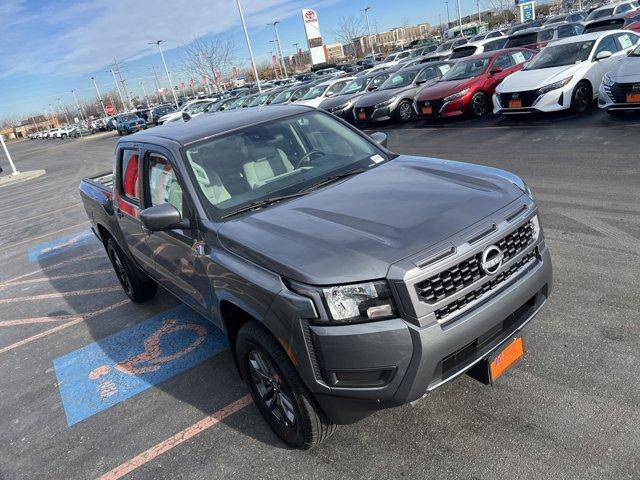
[{"left": 115, "top": 113, "right": 146, "bottom": 135}]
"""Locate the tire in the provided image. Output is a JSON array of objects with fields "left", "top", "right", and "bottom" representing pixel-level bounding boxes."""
[
  {"left": 236, "top": 321, "right": 337, "bottom": 449},
  {"left": 117, "top": 130, "right": 122, "bottom": 136},
  {"left": 570, "top": 81, "right": 592, "bottom": 114},
  {"left": 470, "top": 92, "right": 489, "bottom": 118},
  {"left": 105, "top": 238, "right": 157, "bottom": 303},
  {"left": 61, "top": 133, "right": 67, "bottom": 140},
  {"left": 395, "top": 99, "right": 414, "bottom": 122}
]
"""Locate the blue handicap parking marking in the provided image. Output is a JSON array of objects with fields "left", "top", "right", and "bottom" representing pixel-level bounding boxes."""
[
  {"left": 53, "top": 305, "right": 228, "bottom": 426},
  {"left": 28, "top": 229, "right": 96, "bottom": 262}
]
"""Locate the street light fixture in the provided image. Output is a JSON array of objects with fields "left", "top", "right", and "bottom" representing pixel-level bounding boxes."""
[
  {"left": 268, "top": 21, "right": 288, "bottom": 78},
  {"left": 236, "top": 0, "right": 262, "bottom": 92},
  {"left": 150, "top": 40, "right": 179, "bottom": 109},
  {"left": 362, "top": 7, "right": 375, "bottom": 56}
]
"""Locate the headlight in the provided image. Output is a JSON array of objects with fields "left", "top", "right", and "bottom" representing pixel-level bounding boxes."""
[
  {"left": 531, "top": 214, "right": 541, "bottom": 239},
  {"left": 322, "top": 281, "right": 396, "bottom": 323},
  {"left": 537, "top": 76, "right": 572, "bottom": 96},
  {"left": 602, "top": 73, "right": 613, "bottom": 87},
  {"left": 443, "top": 88, "right": 469, "bottom": 102},
  {"left": 374, "top": 96, "right": 396, "bottom": 109}
]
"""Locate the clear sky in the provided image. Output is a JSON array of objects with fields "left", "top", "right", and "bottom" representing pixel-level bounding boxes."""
[{"left": 1, "top": 0, "right": 489, "bottom": 118}]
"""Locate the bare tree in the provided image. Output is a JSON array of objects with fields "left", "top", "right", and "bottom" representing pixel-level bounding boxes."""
[
  {"left": 179, "top": 37, "right": 236, "bottom": 93},
  {"left": 330, "top": 15, "right": 366, "bottom": 47},
  {"left": 485, "top": 0, "right": 517, "bottom": 26}
]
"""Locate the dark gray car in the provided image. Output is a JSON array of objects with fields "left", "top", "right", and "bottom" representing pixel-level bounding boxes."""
[
  {"left": 80, "top": 106, "right": 552, "bottom": 450},
  {"left": 318, "top": 72, "right": 392, "bottom": 122},
  {"left": 353, "top": 62, "right": 454, "bottom": 123}
]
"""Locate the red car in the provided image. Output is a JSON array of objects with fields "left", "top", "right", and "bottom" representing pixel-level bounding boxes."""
[
  {"left": 625, "top": 10, "right": 640, "bottom": 32},
  {"left": 414, "top": 48, "right": 536, "bottom": 119}
]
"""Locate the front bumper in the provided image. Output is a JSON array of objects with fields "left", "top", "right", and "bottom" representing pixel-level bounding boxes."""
[
  {"left": 493, "top": 89, "right": 570, "bottom": 115},
  {"left": 598, "top": 83, "right": 640, "bottom": 111},
  {"left": 274, "top": 235, "right": 552, "bottom": 424},
  {"left": 353, "top": 104, "right": 394, "bottom": 122},
  {"left": 414, "top": 98, "right": 468, "bottom": 118}
]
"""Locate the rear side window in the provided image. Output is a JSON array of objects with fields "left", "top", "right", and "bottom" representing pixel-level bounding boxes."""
[
  {"left": 120, "top": 150, "right": 140, "bottom": 202},
  {"left": 493, "top": 53, "right": 513, "bottom": 70},
  {"left": 505, "top": 32, "right": 538, "bottom": 48},
  {"left": 484, "top": 38, "right": 507, "bottom": 52}
]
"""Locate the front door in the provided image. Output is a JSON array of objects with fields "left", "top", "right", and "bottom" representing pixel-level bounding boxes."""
[{"left": 141, "top": 148, "right": 210, "bottom": 314}]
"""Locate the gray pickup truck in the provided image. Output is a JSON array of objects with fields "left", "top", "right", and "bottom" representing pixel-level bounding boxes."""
[{"left": 80, "top": 106, "right": 552, "bottom": 449}]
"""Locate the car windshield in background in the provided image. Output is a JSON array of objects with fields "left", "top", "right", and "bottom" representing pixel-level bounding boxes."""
[
  {"left": 301, "top": 85, "right": 328, "bottom": 99},
  {"left": 435, "top": 40, "right": 455, "bottom": 52},
  {"left": 587, "top": 7, "right": 614, "bottom": 20},
  {"left": 507, "top": 32, "right": 539, "bottom": 47},
  {"left": 449, "top": 46, "right": 477, "bottom": 59},
  {"left": 248, "top": 94, "right": 271, "bottom": 107},
  {"left": 339, "top": 78, "right": 367, "bottom": 94},
  {"left": 183, "top": 111, "right": 385, "bottom": 219},
  {"left": 442, "top": 58, "right": 490, "bottom": 81},
  {"left": 525, "top": 41, "right": 595, "bottom": 69},
  {"left": 271, "top": 90, "right": 294, "bottom": 104},
  {"left": 379, "top": 70, "right": 419, "bottom": 89},
  {"left": 121, "top": 114, "right": 138, "bottom": 121}
]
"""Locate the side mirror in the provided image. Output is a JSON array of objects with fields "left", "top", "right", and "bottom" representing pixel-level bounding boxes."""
[
  {"left": 370, "top": 131, "right": 388, "bottom": 148},
  {"left": 139, "top": 203, "right": 189, "bottom": 231},
  {"left": 596, "top": 50, "right": 612, "bottom": 61},
  {"left": 490, "top": 67, "right": 504, "bottom": 75},
  {"left": 325, "top": 91, "right": 335, "bottom": 97},
  {"left": 368, "top": 85, "right": 379, "bottom": 91}
]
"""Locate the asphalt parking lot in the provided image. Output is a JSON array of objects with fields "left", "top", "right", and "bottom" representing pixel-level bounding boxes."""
[{"left": 1, "top": 109, "right": 639, "bottom": 480}]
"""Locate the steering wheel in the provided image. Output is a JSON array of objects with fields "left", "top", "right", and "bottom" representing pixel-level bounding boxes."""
[{"left": 294, "top": 150, "right": 324, "bottom": 169}]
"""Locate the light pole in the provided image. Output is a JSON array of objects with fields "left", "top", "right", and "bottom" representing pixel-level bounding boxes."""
[
  {"left": 363, "top": 7, "right": 374, "bottom": 56},
  {"left": 457, "top": 0, "right": 464, "bottom": 37},
  {"left": 445, "top": 1, "right": 451, "bottom": 26},
  {"left": 292, "top": 42, "right": 299, "bottom": 67},
  {"left": 57, "top": 98, "right": 71, "bottom": 125},
  {"left": 236, "top": 0, "right": 262, "bottom": 92},
  {"left": 269, "top": 21, "right": 288, "bottom": 78},
  {"left": 140, "top": 81, "right": 150, "bottom": 107},
  {"left": 269, "top": 40, "right": 282, "bottom": 78},
  {"left": 0, "top": 133, "right": 19, "bottom": 175},
  {"left": 110, "top": 68, "right": 127, "bottom": 112},
  {"left": 151, "top": 40, "right": 179, "bottom": 108},
  {"left": 91, "top": 76, "right": 108, "bottom": 117},
  {"left": 477, "top": 0, "right": 481, "bottom": 23},
  {"left": 71, "top": 90, "right": 86, "bottom": 136}
]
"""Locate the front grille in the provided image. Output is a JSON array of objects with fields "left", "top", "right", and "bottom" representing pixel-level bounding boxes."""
[
  {"left": 355, "top": 106, "right": 376, "bottom": 119},
  {"left": 415, "top": 99, "right": 445, "bottom": 115},
  {"left": 606, "top": 82, "right": 640, "bottom": 104},
  {"left": 499, "top": 90, "right": 539, "bottom": 108},
  {"left": 434, "top": 249, "right": 537, "bottom": 320}
]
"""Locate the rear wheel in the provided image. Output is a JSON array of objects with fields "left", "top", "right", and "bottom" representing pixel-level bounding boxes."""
[
  {"left": 106, "top": 238, "right": 157, "bottom": 303},
  {"left": 236, "top": 321, "right": 337, "bottom": 449},
  {"left": 570, "top": 81, "right": 592, "bottom": 114},
  {"left": 396, "top": 100, "right": 414, "bottom": 122},
  {"left": 470, "top": 92, "right": 489, "bottom": 118}
]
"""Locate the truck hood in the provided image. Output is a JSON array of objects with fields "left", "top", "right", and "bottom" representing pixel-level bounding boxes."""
[
  {"left": 218, "top": 156, "right": 525, "bottom": 285},
  {"left": 498, "top": 63, "right": 585, "bottom": 92}
]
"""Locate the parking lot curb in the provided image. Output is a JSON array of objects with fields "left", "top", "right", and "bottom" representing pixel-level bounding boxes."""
[{"left": 0, "top": 169, "right": 46, "bottom": 188}]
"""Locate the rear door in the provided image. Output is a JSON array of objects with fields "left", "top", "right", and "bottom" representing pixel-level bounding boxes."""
[
  {"left": 141, "top": 146, "right": 211, "bottom": 314},
  {"left": 113, "top": 146, "right": 155, "bottom": 271}
]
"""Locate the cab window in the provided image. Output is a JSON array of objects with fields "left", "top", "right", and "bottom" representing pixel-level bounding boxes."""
[
  {"left": 146, "top": 154, "right": 183, "bottom": 213},
  {"left": 120, "top": 150, "right": 140, "bottom": 202}
]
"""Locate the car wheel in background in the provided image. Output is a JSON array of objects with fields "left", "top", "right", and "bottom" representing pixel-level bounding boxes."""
[
  {"left": 105, "top": 238, "right": 157, "bottom": 303},
  {"left": 236, "top": 321, "right": 337, "bottom": 450},
  {"left": 570, "top": 81, "right": 592, "bottom": 114},
  {"left": 396, "top": 100, "right": 414, "bottom": 122},
  {"left": 471, "top": 92, "right": 489, "bottom": 118},
  {"left": 61, "top": 133, "right": 67, "bottom": 140}
]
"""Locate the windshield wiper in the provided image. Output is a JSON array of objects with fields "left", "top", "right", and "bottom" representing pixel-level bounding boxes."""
[
  {"left": 221, "top": 168, "right": 367, "bottom": 219},
  {"left": 300, "top": 167, "right": 367, "bottom": 193},
  {"left": 221, "top": 192, "right": 309, "bottom": 219}
]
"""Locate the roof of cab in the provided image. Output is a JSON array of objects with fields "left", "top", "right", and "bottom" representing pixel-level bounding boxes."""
[{"left": 119, "top": 105, "right": 314, "bottom": 147}]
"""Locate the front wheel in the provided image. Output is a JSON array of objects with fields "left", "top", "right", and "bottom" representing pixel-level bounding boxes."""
[
  {"left": 106, "top": 238, "right": 157, "bottom": 303},
  {"left": 61, "top": 133, "right": 67, "bottom": 139},
  {"left": 395, "top": 100, "right": 414, "bottom": 122},
  {"left": 470, "top": 92, "right": 489, "bottom": 118},
  {"left": 570, "top": 82, "right": 592, "bottom": 114},
  {"left": 236, "top": 321, "right": 337, "bottom": 449}
]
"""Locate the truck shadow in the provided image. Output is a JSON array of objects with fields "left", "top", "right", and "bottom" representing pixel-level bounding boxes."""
[{"left": 33, "top": 239, "right": 284, "bottom": 449}]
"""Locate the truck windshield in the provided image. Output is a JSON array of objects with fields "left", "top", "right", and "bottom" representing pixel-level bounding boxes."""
[{"left": 183, "top": 111, "right": 387, "bottom": 219}]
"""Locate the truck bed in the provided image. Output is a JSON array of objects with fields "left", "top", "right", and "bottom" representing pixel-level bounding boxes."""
[{"left": 83, "top": 172, "right": 114, "bottom": 192}]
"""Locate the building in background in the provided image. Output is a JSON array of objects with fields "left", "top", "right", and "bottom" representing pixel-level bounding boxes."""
[{"left": 325, "top": 43, "right": 345, "bottom": 62}]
